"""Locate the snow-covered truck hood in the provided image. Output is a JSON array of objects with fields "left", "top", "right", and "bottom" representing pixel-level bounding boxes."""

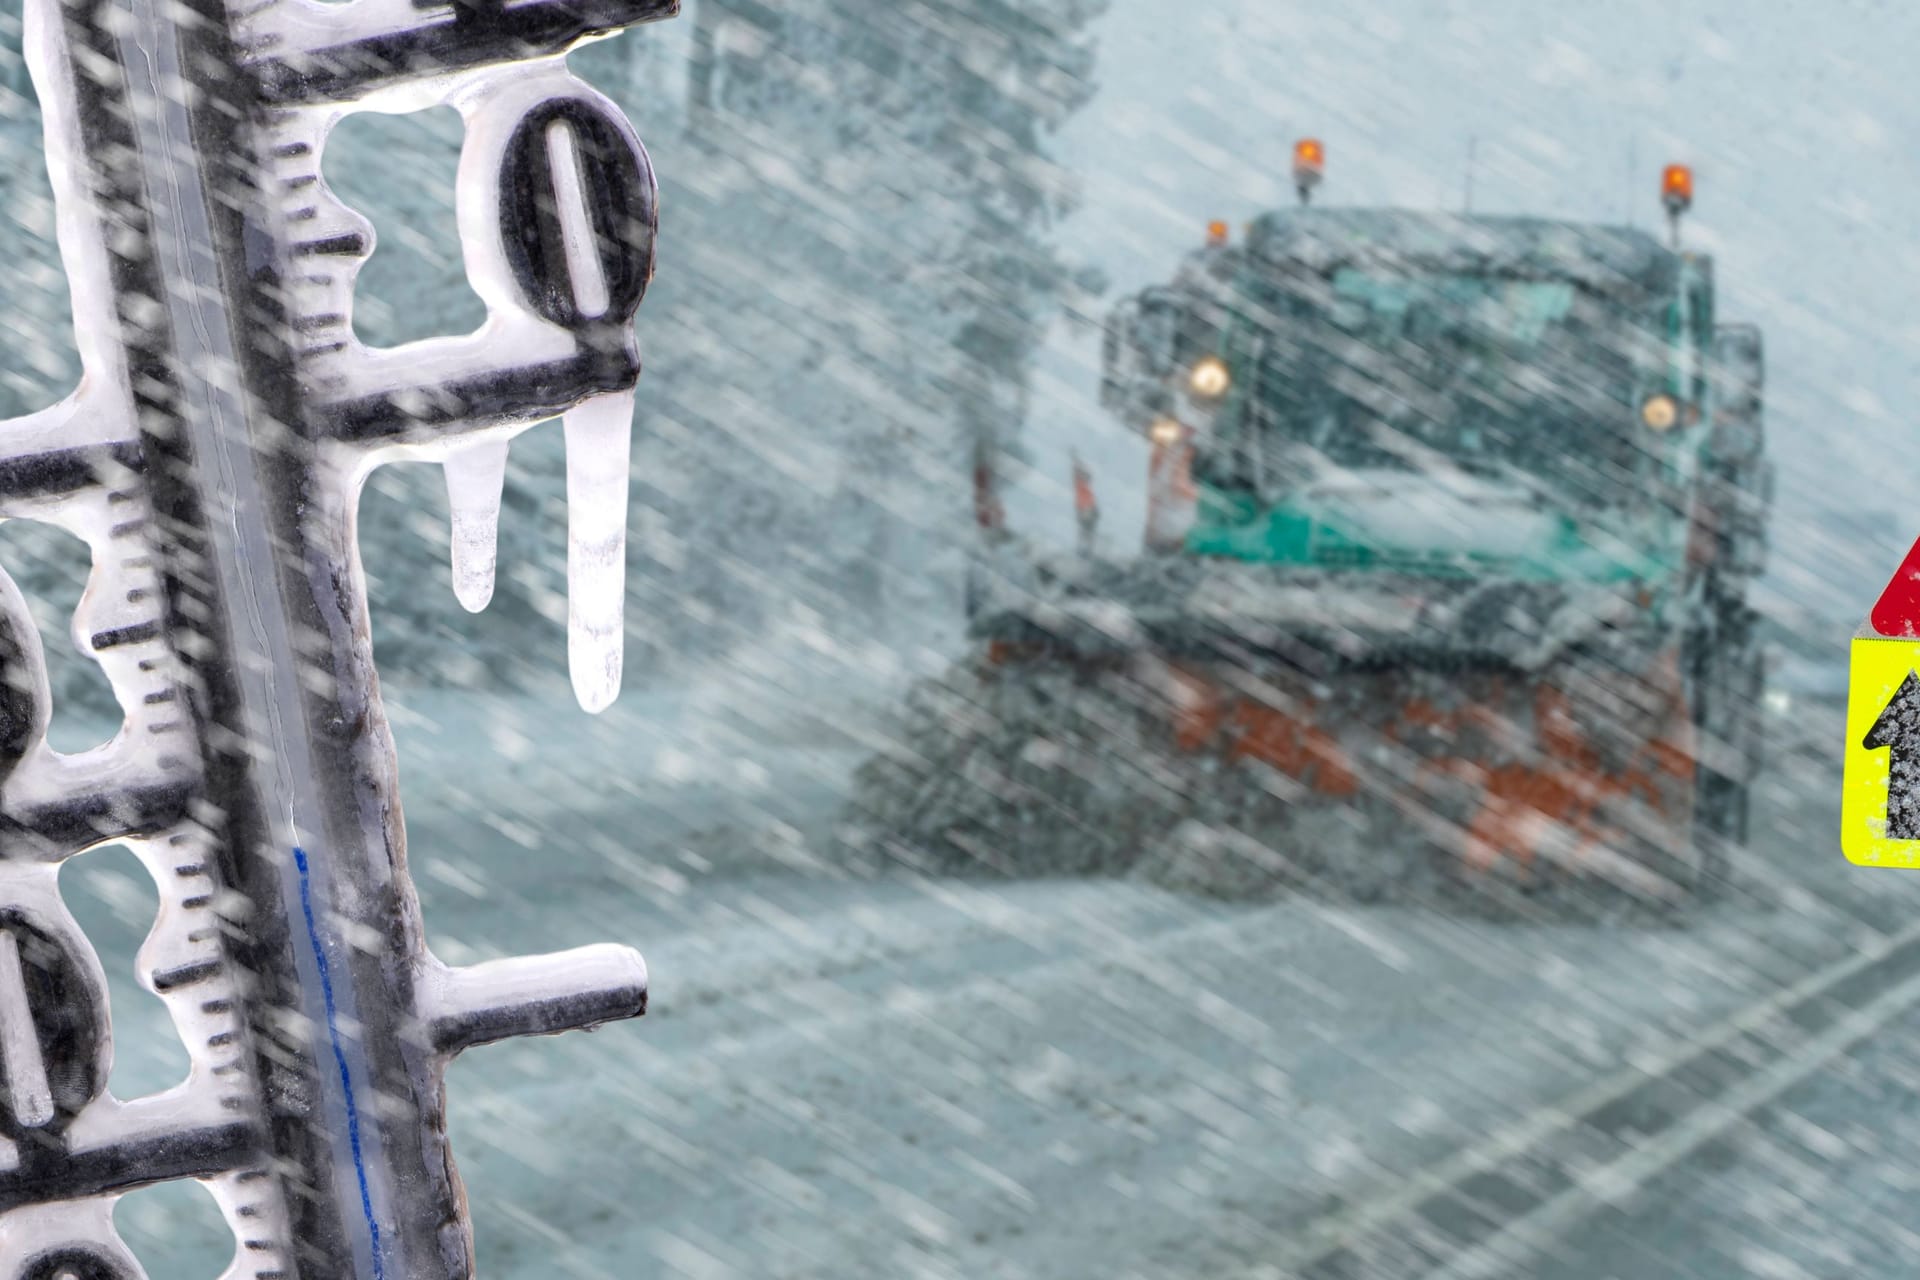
[
  {"left": 1186, "top": 467, "right": 1675, "bottom": 588},
  {"left": 969, "top": 469, "right": 1680, "bottom": 672}
]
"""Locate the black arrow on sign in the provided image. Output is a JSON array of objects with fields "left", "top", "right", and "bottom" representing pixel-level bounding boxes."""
[{"left": 1864, "top": 670, "right": 1920, "bottom": 840}]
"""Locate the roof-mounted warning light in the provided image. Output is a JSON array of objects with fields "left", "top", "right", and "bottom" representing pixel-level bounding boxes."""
[
  {"left": 1293, "top": 138, "right": 1324, "bottom": 207},
  {"left": 1662, "top": 163, "right": 1693, "bottom": 248},
  {"left": 1206, "top": 219, "right": 1230, "bottom": 248}
]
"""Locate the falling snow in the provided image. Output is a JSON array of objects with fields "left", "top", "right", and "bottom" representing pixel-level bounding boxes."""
[{"left": 1, "top": 0, "right": 1918, "bottom": 1278}]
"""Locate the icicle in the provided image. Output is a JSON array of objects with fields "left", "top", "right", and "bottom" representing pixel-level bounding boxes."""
[
  {"left": 563, "top": 389, "right": 633, "bottom": 713},
  {"left": 442, "top": 439, "right": 511, "bottom": 613}
]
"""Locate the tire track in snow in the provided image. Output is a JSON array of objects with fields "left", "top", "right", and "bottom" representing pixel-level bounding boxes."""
[{"left": 1273, "top": 915, "right": 1920, "bottom": 1279}]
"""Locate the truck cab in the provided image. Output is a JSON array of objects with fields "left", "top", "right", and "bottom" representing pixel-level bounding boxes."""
[{"left": 1103, "top": 210, "right": 1757, "bottom": 604}]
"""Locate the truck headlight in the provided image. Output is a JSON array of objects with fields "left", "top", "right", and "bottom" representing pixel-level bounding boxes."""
[
  {"left": 1189, "top": 356, "right": 1231, "bottom": 400},
  {"left": 1640, "top": 393, "right": 1680, "bottom": 431}
]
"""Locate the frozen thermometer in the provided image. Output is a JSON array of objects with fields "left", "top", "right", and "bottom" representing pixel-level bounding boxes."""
[{"left": 0, "top": 0, "right": 677, "bottom": 1277}]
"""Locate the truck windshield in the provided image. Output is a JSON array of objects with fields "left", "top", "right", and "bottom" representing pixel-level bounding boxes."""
[{"left": 1228, "top": 266, "right": 1663, "bottom": 506}]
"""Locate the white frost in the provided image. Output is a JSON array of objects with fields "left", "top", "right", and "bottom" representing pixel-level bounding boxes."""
[{"left": 0, "top": 928, "right": 53, "bottom": 1130}]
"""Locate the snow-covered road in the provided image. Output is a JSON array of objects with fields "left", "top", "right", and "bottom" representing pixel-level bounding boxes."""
[
  {"left": 1528, "top": 1001, "right": 1920, "bottom": 1280},
  {"left": 68, "top": 680, "right": 1918, "bottom": 1279}
]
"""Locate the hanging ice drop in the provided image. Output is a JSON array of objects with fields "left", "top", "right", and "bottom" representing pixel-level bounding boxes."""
[
  {"left": 566, "top": 389, "right": 634, "bottom": 712},
  {"left": 443, "top": 439, "right": 510, "bottom": 612}
]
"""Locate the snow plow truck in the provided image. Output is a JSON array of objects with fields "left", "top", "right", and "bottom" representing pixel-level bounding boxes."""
[{"left": 851, "top": 156, "right": 1771, "bottom": 910}]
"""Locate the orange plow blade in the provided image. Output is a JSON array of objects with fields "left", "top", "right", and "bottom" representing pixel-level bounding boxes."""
[
  {"left": 848, "top": 645, "right": 1707, "bottom": 914},
  {"left": 1150, "top": 649, "right": 1700, "bottom": 902}
]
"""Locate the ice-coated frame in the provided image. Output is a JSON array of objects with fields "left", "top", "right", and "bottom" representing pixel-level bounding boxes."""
[{"left": 0, "top": 0, "right": 676, "bottom": 1275}]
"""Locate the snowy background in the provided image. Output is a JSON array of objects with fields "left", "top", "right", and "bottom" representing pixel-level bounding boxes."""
[{"left": 5, "top": 0, "right": 1920, "bottom": 1276}]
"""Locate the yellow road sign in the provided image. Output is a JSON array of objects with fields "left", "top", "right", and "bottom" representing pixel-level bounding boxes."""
[{"left": 1844, "top": 633, "right": 1920, "bottom": 866}]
